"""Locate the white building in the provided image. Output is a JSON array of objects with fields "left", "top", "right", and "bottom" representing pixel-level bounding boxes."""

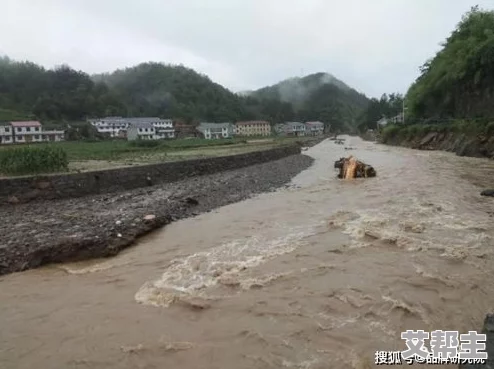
[
  {"left": 127, "top": 122, "right": 155, "bottom": 140},
  {"left": 196, "top": 122, "right": 234, "bottom": 139},
  {"left": 0, "top": 124, "right": 13, "bottom": 144},
  {"left": 153, "top": 119, "right": 175, "bottom": 139},
  {"left": 88, "top": 117, "right": 130, "bottom": 138},
  {"left": 377, "top": 117, "right": 389, "bottom": 128},
  {"left": 89, "top": 117, "right": 175, "bottom": 139},
  {"left": 0, "top": 121, "right": 65, "bottom": 144}
]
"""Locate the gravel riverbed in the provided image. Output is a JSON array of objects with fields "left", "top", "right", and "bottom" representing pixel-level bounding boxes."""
[{"left": 0, "top": 153, "right": 315, "bottom": 276}]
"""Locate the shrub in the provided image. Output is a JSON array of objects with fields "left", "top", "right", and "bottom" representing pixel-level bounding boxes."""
[
  {"left": 484, "top": 122, "right": 494, "bottom": 137},
  {"left": 381, "top": 125, "right": 402, "bottom": 142},
  {"left": 0, "top": 146, "right": 69, "bottom": 175}
]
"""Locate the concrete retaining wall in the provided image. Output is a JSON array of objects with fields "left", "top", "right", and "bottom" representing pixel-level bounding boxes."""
[{"left": 0, "top": 144, "right": 302, "bottom": 203}]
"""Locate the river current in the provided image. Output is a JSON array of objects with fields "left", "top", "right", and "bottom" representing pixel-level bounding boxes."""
[{"left": 2, "top": 136, "right": 494, "bottom": 368}]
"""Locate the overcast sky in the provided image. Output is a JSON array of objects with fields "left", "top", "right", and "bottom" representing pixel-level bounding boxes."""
[{"left": 1, "top": 0, "right": 492, "bottom": 98}]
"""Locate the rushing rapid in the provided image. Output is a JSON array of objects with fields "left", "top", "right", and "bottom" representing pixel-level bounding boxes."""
[{"left": 1, "top": 136, "right": 494, "bottom": 369}]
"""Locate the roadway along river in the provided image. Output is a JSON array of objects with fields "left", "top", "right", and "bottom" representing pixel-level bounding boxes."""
[{"left": 2, "top": 136, "right": 494, "bottom": 369}]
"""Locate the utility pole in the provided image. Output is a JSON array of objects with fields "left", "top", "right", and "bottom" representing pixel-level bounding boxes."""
[{"left": 402, "top": 99, "right": 407, "bottom": 125}]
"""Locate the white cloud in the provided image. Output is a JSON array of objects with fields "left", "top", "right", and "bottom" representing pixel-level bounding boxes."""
[{"left": 1, "top": 0, "right": 492, "bottom": 97}]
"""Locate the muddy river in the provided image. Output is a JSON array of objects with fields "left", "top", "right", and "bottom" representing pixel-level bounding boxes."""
[{"left": 2, "top": 136, "right": 494, "bottom": 369}]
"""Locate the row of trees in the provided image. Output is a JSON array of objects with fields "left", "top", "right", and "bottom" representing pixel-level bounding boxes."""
[{"left": 0, "top": 57, "right": 370, "bottom": 132}]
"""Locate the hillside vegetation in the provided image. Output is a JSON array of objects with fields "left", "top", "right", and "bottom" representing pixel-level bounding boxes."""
[
  {"left": 248, "top": 73, "right": 370, "bottom": 132},
  {"left": 0, "top": 57, "right": 369, "bottom": 132},
  {"left": 406, "top": 6, "right": 494, "bottom": 121},
  {"left": 358, "top": 6, "right": 494, "bottom": 136}
]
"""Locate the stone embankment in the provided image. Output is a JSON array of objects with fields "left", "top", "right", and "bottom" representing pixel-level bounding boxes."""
[{"left": 0, "top": 137, "right": 326, "bottom": 276}]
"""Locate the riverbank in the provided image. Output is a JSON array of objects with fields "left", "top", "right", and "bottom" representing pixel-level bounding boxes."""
[
  {"left": 0, "top": 143, "right": 321, "bottom": 275},
  {"left": 379, "top": 124, "right": 494, "bottom": 158}
]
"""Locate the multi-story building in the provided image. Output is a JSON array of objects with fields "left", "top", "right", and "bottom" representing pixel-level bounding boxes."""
[
  {"left": 0, "top": 121, "right": 65, "bottom": 144},
  {"left": 235, "top": 121, "right": 271, "bottom": 136},
  {"left": 88, "top": 117, "right": 129, "bottom": 138},
  {"left": 304, "top": 121, "right": 325, "bottom": 136},
  {"left": 0, "top": 124, "right": 13, "bottom": 144},
  {"left": 196, "top": 122, "right": 234, "bottom": 139},
  {"left": 127, "top": 122, "right": 155, "bottom": 141},
  {"left": 153, "top": 119, "right": 175, "bottom": 139},
  {"left": 89, "top": 117, "right": 175, "bottom": 139},
  {"left": 174, "top": 121, "right": 199, "bottom": 138},
  {"left": 275, "top": 122, "right": 306, "bottom": 136}
]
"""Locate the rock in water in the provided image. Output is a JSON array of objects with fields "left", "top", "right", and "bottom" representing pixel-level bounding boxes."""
[
  {"left": 481, "top": 189, "right": 494, "bottom": 197},
  {"left": 459, "top": 313, "right": 494, "bottom": 368},
  {"left": 143, "top": 214, "right": 156, "bottom": 222},
  {"left": 185, "top": 197, "right": 199, "bottom": 206}
]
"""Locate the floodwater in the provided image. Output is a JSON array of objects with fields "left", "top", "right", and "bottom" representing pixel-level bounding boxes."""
[{"left": 2, "top": 136, "right": 494, "bottom": 369}]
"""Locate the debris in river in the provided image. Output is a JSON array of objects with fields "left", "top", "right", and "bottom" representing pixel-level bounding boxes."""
[
  {"left": 481, "top": 189, "right": 494, "bottom": 197},
  {"left": 334, "top": 156, "right": 376, "bottom": 179}
]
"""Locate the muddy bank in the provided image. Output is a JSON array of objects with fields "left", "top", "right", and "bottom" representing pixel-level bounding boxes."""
[
  {"left": 382, "top": 131, "right": 494, "bottom": 159},
  {"left": 0, "top": 153, "right": 315, "bottom": 276}
]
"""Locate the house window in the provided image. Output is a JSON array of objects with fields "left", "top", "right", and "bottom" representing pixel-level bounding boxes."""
[
  {"left": 26, "top": 127, "right": 31, "bottom": 132},
  {"left": 42, "top": 135, "right": 47, "bottom": 140},
  {"left": 5, "top": 127, "right": 9, "bottom": 132},
  {"left": 35, "top": 127, "right": 39, "bottom": 132},
  {"left": 17, "top": 127, "right": 21, "bottom": 132},
  {"left": 17, "top": 135, "right": 23, "bottom": 140},
  {"left": 34, "top": 135, "right": 39, "bottom": 139}
]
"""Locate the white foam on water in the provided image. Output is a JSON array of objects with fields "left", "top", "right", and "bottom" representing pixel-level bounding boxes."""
[
  {"left": 135, "top": 223, "right": 319, "bottom": 307},
  {"left": 58, "top": 258, "right": 131, "bottom": 275}
]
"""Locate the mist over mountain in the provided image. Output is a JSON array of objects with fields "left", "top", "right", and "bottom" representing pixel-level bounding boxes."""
[{"left": 247, "top": 72, "right": 370, "bottom": 131}]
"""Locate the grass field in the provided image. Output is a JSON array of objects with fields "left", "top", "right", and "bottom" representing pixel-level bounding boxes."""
[{"left": 0, "top": 136, "right": 318, "bottom": 176}]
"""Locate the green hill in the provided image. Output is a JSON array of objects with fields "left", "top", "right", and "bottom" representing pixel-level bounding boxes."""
[{"left": 248, "top": 73, "right": 370, "bottom": 132}]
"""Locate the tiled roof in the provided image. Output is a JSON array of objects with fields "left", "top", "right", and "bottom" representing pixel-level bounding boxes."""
[
  {"left": 10, "top": 121, "right": 41, "bottom": 127},
  {"left": 129, "top": 122, "right": 154, "bottom": 129}
]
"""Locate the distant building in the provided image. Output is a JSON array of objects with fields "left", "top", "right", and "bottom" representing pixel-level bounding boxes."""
[
  {"left": 174, "top": 122, "right": 199, "bottom": 138},
  {"left": 304, "top": 121, "right": 324, "bottom": 136},
  {"left": 196, "top": 122, "right": 234, "bottom": 139},
  {"left": 377, "top": 117, "right": 389, "bottom": 128},
  {"left": 278, "top": 122, "right": 306, "bottom": 136},
  {"left": 89, "top": 117, "right": 175, "bottom": 139},
  {"left": 0, "top": 121, "right": 65, "bottom": 144},
  {"left": 127, "top": 122, "right": 155, "bottom": 141},
  {"left": 235, "top": 121, "right": 271, "bottom": 136},
  {"left": 88, "top": 117, "right": 129, "bottom": 138},
  {"left": 389, "top": 112, "right": 404, "bottom": 124},
  {"left": 0, "top": 124, "right": 13, "bottom": 144}
]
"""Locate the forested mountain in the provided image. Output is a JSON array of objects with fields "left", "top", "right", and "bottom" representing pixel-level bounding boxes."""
[
  {"left": 248, "top": 73, "right": 370, "bottom": 132},
  {"left": 93, "top": 63, "right": 248, "bottom": 122},
  {"left": 406, "top": 6, "right": 494, "bottom": 120},
  {"left": 0, "top": 56, "right": 369, "bottom": 131}
]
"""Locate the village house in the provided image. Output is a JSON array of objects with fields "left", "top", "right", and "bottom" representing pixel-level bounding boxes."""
[
  {"left": 377, "top": 117, "right": 389, "bottom": 128},
  {"left": 304, "top": 121, "right": 325, "bottom": 136},
  {"left": 275, "top": 122, "right": 306, "bottom": 136},
  {"left": 174, "top": 121, "right": 199, "bottom": 138},
  {"left": 88, "top": 117, "right": 129, "bottom": 138},
  {"left": 0, "top": 121, "right": 65, "bottom": 145},
  {"left": 235, "top": 121, "right": 271, "bottom": 136},
  {"left": 0, "top": 124, "right": 13, "bottom": 144},
  {"left": 89, "top": 117, "right": 175, "bottom": 139},
  {"left": 196, "top": 122, "right": 234, "bottom": 139},
  {"left": 10, "top": 121, "right": 65, "bottom": 144},
  {"left": 126, "top": 122, "right": 155, "bottom": 141}
]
